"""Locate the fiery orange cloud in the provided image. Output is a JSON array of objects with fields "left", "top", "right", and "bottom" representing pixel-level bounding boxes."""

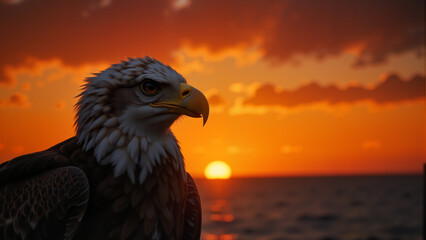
[
  {"left": 173, "top": 44, "right": 264, "bottom": 68},
  {"left": 0, "top": 0, "right": 423, "bottom": 84},
  {"left": 1, "top": 58, "right": 108, "bottom": 87},
  {"left": 244, "top": 74, "right": 424, "bottom": 108}
]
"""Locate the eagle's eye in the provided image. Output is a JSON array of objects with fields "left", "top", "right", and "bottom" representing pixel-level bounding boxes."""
[{"left": 141, "top": 80, "right": 161, "bottom": 96}]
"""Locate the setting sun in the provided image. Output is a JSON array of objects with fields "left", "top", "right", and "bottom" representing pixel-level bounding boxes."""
[{"left": 204, "top": 161, "right": 232, "bottom": 179}]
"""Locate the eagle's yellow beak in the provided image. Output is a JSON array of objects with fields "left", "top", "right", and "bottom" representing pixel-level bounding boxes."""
[{"left": 150, "top": 83, "right": 209, "bottom": 126}]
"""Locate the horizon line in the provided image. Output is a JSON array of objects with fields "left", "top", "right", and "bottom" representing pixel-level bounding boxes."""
[{"left": 192, "top": 171, "right": 423, "bottom": 179}]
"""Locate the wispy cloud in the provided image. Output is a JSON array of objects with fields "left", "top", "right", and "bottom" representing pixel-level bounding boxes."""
[
  {"left": 1, "top": 58, "right": 107, "bottom": 87},
  {"left": 244, "top": 74, "right": 424, "bottom": 107}
]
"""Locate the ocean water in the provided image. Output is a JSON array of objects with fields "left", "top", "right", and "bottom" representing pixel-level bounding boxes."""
[{"left": 195, "top": 175, "right": 423, "bottom": 240}]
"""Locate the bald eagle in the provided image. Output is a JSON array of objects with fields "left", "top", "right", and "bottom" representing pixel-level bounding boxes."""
[{"left": 0, "top": 57, "right": 208, "bottom": 240}]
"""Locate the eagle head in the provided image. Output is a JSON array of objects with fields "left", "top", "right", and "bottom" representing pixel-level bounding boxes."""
[{"left": 74, "top": 57, "right": 209, "bottom": 184}]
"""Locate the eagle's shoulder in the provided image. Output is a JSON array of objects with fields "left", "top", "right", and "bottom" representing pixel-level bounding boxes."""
[{"left": 0, "top": 137, "right": 83, "bottom": 185}]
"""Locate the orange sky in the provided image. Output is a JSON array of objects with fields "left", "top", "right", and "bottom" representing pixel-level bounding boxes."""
[{"left": 0, "top": 0, "right": 424, "bottom": 177}]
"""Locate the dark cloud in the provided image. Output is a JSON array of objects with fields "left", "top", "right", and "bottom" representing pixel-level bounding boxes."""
[
  {"left": 0, "top": 0, "right": 424, "bottom": 83},
  {"left": 244, "top": 74, "right": 425, "bottom": 107},
  {"left": 261, "top": 0, "right": 424, "bottom": 67}
]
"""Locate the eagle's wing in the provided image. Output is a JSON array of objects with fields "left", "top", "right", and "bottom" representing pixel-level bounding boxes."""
[
  {"left": 0, "top": 138, "right": 75, "bottom": 184},
  {"left": 0, "top": 138, "right": 90, "bottom": 240},
  {"left": 182, "top": 173, "right": 202, "bottom": 240}
]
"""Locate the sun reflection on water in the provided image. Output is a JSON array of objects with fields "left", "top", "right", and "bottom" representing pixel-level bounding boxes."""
[{"left": 200, "top": 179, "right": 238, "bottom": 239}]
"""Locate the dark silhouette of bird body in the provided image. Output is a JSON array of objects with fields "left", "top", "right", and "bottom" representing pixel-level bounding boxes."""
[{"left": 0, "top": 57, "right": 207, "bottom": 240}]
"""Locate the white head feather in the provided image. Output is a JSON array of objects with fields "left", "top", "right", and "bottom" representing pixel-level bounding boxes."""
[{"left": 75, "top": 57, "right": 185, "bottom": 184}]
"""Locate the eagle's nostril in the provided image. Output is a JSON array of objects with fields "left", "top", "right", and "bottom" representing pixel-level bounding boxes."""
[{"left": 182, "top": 90, "right": 190, "bottom": 97}]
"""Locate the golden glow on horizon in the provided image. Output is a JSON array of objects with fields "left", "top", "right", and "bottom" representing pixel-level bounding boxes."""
[
  {"left": 204, "top": 161, "right": 232, "bottom": 179},
  {"left": 0, "top": 56, "right": 424, "bottom": 177}
]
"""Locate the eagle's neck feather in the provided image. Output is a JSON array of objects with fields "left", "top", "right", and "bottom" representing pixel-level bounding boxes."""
[{"left": 77, "top": 123, "right": 184, "bottom": 184}]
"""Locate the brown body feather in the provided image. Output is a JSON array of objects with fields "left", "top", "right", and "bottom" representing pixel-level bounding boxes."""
[{"left": 0, "top": 138, "right": 201, "bottom": 240}]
